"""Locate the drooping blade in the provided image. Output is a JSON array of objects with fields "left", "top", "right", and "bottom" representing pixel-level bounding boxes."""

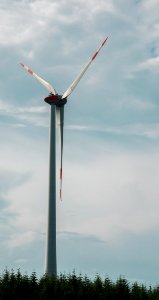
[
  {"left": 56, "top": 106, "right": 64, "bottom": 200},
  {"left": 20, "top": 63, "right": 57, "bottom": 95},
  {"left": 62, "top": 36, "right": 109, "bottom": 99}
]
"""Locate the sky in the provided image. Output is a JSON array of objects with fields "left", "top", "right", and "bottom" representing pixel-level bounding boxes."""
[{"left": 0, "top": 0, "right": 159, "bottom": 286}]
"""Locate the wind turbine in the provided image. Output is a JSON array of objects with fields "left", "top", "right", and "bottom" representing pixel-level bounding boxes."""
[{"left": 20, "top": 36, "right": 108, "bottom": 277}]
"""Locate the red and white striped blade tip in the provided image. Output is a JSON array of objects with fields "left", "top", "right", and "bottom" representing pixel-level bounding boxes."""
[
  {"left": 60, "top": 167, "right": 62, "bottom": 201},
  {"left": 91, "top": 36, "right": 109, "bottom": 61},
  {"left": 20, "top": 63, "right": 33, "bottom": 75}
]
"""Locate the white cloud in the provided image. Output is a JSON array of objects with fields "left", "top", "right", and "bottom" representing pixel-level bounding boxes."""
[
  {"left": 0, "top": 100, "right": 48, "bottom": 127},
  {"left": 135, "top": 56, "right": 159, "bottom": 72},
  {"left": 6, "top": 231, "right": 38, "bottom": 248},
  {"left": 0, "top": 0, "right": 115, "bottom": 49},
  {"left": 141, "top": 0, "right": 159, "bottom": 10},
  {"left": 75, "top": 0, "right": 116, "bottom": 17},
  {"left": 67, "top": 122, "right": 159, "bottom": 139},
  {"left": 14, "top": 258, "right": 28, "bottom": 264},
  {"left": 0, "top": 100, "right": 47, "bottom": 114},
  {"left": 0, "top": 125, "right": 48, "bottom": 248},
  {"left": 58, "top": 149, "right": 159, "bottom": 244},
  {"left": 4, "top": 144, "right": 159, "bottom": 250},
  {"left": 18, "top": 106, "right": 47, "bottom": 113},
  {"left": 2, "top": 119, "right": 159, "bottom": 251}
]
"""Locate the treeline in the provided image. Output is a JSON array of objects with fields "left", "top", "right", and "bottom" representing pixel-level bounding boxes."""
[{"left": 0, "top": 270, "right": 159, "bottom": 299}]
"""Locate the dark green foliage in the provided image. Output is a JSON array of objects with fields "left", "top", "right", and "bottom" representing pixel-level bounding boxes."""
[
  {"left": 0, "top": 270, "right": 159, "bottom": 299},
  {"left": 115, "top": 277, "right": 130, "bottom": 300}
]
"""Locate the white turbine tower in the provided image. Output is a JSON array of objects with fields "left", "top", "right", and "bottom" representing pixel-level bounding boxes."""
[{"left": 20, "top": 37, "right": 108, "bottom": 277}]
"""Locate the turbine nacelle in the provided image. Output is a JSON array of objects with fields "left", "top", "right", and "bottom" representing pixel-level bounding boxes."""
[{"left": 44, "top": 94, "right": 67, "bottom": 107}]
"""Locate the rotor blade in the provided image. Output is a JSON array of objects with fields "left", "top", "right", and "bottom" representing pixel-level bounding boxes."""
[
  {"left": 62, "top": 36, "right": 109, "bottom": 99},
  {"left": 56, "top": 106, "right": 64, "bottom": 200},
  {"left": 20, "top": 63, "right": 57, "bottom": 95}
]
